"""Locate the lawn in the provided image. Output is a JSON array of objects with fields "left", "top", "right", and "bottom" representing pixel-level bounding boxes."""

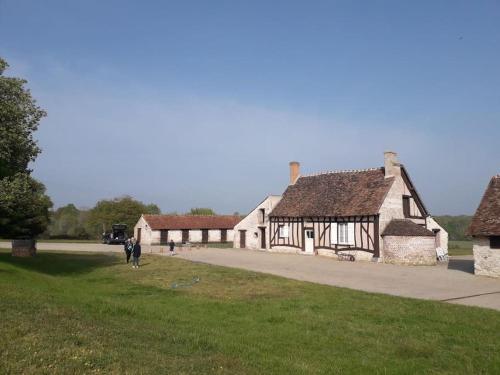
[
  {"left": 1, "top": 250, "right": 499, "bottom": 374},
  {"left": 448, "top": 240, "right": 473, "bottom": 256}
]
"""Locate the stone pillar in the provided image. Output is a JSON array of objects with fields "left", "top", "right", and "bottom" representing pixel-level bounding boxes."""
[{"left": 11, "top": 239, "right": 37, "bottom": 257}]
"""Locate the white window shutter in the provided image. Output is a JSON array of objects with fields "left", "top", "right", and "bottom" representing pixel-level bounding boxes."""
[
  {"left": 348, "top": 222, "right": 355, "bottom": 245},
  {"left": 284, "top": 225, "right": 289, "bottom": 238},
  {"left": 331, "top": 223, "right": 338, "bottom": 245}
]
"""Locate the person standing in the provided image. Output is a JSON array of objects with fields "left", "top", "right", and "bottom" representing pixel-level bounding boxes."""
[
  {"left": 124, "top": 238, "right": 133, "bottom": 263},
  {"left": 169, "top": 239, "right": 175, "bottom": 255},
  {"left": 132, "top": 238, "right": 141, "bottom": 268}
]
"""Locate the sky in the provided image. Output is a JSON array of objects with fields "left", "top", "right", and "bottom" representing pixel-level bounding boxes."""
[{"left": 1, "top": 0, "right": 499, "bottom": 215}]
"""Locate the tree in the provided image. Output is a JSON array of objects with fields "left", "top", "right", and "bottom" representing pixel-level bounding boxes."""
[
  {"left": 85, "top": 196, "right": 160, "bottom": 238},
  {"left": 0, "top": 58, "right": 46, "bottom": 179},
  {"left": 0, "top": 57, "right": 52, "bottom": 247},
  {"left": 46, "top": 204, "right": 90, "bottom": 239},
  {"left": 0, "top": 173, "right": 52, "bottom": 239},
  {"left": 187, "top": 208, "right": 216, "bottom": 216}
]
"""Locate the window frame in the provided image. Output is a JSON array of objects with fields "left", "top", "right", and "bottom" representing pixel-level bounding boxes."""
[
  {"left": 278, "top": 224, "right": 289, "bottom": 239},
  {"left": 490, "top": 236, "right": 500, "bottom": 249}
]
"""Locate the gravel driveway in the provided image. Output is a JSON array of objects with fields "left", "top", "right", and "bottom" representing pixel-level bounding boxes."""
[{"left": 2, "top": 241, "right": 500, "bottom": 311}]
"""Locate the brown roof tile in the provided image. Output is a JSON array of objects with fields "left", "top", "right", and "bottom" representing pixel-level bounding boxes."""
[
  {"left": 381, "top": 219, "right": 435, "bottom": 237},
  {"left": 469, "top": 176, "right": 500, "bottom": 236},
  {"left": 270, "top": 168, "right": 394, "bottom": 217},
  {"left": 142, "top": 215, "right": 241, "bottom": 230}
]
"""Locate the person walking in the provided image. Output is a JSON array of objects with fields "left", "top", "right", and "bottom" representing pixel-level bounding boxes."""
[
  {"left": 132, "top": 238, "right": 141, "bottom": 268},
  {"left": 169, "top": 239, "right": 175, "bottom": 255},
  {"left": 124, "top": 238, "right": 133, "bottom": 263}
]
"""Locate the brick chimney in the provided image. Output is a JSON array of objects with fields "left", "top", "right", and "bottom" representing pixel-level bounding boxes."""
[
  {"left": 289, "top": 161, "right": 300, "bottom": 184},
  {"left": 384, "top": 151, "right": 401, "bottom": 178}
]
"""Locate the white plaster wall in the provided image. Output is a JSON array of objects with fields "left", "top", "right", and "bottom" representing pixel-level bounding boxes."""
[
  {"left": 208, "top": 230, "right": 220, "bottom": 242},
  {"left": 426, "top": 217, "right": 449, "bottom": 252},
  {"left": 150, "top": 230, "right": 161, "bottom": 245},
  {"left": 234, "top": 196, "right": 282, "bottom": 249},
  {"left": 169, "top": 230, "right": 182, "bottom": 243},
  {"left": 317, "top": 249, "right": 374, "bottom": 261},
  {"left": 473, "top": 237, "right": 500, "bottom": 278},
  {"left": 226, "top": 229, "right": 235, "bottom": 242},
  {"left": 189, "top": 230, "right": 202, "bottom": 242}
]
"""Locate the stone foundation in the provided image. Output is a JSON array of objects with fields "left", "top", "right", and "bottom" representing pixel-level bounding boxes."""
[
  {"left": 473, "top": 237, "right": 500, "bottom": 278},
  {"left": 382, "top": 235, "right": 436, "bottom": 265},
  {"left": 11, "top": 239, "right": 37, "bottom": 257}
]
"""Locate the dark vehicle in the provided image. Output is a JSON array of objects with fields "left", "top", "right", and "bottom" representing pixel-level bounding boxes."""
[{"left": 102, "top": 224, "right": 128, "bottom": 245}]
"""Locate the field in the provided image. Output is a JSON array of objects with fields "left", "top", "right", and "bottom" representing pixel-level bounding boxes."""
[
  {"left": 1, "top": 249, "right": 499, "bottom": 374},
  {"left": 448, "top": 240, "right": 473, "bottom": 256}
]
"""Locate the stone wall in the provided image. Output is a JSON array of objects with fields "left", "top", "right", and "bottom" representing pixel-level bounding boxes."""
[
  {"left": 234, "top": 196, "right": 281, "bottom": 250},
  {"left": 383, "top": 235, "right": 436, "bottom": 265},
  {"left": 473, "top": 236, "right": 500, "bottom": 278}
]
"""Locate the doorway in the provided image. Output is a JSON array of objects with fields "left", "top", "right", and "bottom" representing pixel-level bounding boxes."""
[
  {"left": 304, "top": 229, "right": 314, "bottom": 254},
  {"left": 239, "top": 230, "right": 246, "bottom": 248},
  {"left": 259, "top": 227, "right": 266, "bottom": 249}
]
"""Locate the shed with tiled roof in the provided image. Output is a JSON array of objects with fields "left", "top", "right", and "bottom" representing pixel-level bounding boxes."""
[
  {"left": 469, "top": 176, "right": 500, "bottom": 278},
  {"left": 134, "top": 214, "right": 240, "bottom": 246}
]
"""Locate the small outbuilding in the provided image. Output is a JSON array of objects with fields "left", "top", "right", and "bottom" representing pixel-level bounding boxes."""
[
  {"left": 381, "top": 219, "right": 437, "bottom": 265},
  {"left": 134, "top": 215, "right": 241, "bottom": 246},
  {"left": 469, "top": 175, "right": 500, "bottom": 278}
]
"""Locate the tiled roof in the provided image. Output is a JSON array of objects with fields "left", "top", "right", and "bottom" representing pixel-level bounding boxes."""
[
  {"left": 142, "top": 215, "right": 241, "bottom": 230},
  {"left": 468, "top": 176, "right": 500, "bottom": 236},
  {"left": 270, "top": 168, "right": 394, "bottom": 217},
  {"left": 381, "top": 219, "right": 435, "bottom": 237}
]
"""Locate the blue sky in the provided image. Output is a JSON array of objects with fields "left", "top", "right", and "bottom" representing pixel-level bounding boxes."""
[{"left": 1, "top": 0, "right": 499, "bottom": 215}]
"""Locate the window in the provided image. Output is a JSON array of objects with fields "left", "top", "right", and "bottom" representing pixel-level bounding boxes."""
[
  {"left": 259, "top": 208, "right": 265, "bottom": 224},
  {"left": 338, "top": 223, "right": 349, "bottom": 244},
  {"left": 279, "top": 225, "right": 289, "bottom": 238},
  {"left": 490, "top": 236, "right": 500, "bottom": 249},
  {"left": 331, "top": 222, "right": 355, "bottom": 245},
  {"left": 403, "top": 196, "right": 411, "bottom": 217}
]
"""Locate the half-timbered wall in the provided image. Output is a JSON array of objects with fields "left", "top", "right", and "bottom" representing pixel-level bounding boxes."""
[
  {"left": 269, "top": 218, "right": 303, "bottom": 251},
  {"left": 270, "top": 216, "right": 379, "bottom": 258}
]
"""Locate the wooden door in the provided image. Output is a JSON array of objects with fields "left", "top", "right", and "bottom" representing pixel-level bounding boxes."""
[
  {"left": 137, "top": 228, "right": 142, "bottom": 244},
  {"left": 304, "top": 229, "right": 314, "bottom": 254},
  {"left": 202, "top": 229, "right": 209, "bottom": 243},
  {"left": 182, "top": 230, "right": 189, "bottom": 243},
  {"left": 160, "top": 229, "right": 169, "bottom": 245},
  {"left": 221, "top": 229, "right": 227, "bottom": 243},
  {"left": 239, "top": 230, "right": 246, "bottom": 248},
  {"left": 260, "top": 227, "right": 266, "bottom": 249}
]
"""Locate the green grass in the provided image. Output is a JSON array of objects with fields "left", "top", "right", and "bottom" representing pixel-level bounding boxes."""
[
  {"left": 0, "top": 239, "right": 99, "bottom": 244},
  {"left": 1, "top": 250, "right": 499, "bottom": 374},
  {"left": 448, "top": 240, "right": 473, "bottom": 256}
]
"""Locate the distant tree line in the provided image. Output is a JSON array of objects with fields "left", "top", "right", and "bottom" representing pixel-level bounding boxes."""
[
  {"left": 434, "top": 215, "right": 473, "bottom": 241},
  {"left": 43, "top": 199, "right": 234, "bottom": 240}
]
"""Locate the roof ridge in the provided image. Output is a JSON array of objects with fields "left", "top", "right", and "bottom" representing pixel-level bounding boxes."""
[{"left": 300, "top": 167, "right": 382, "bottom": 178}]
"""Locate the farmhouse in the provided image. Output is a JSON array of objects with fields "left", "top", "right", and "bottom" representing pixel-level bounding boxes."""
[
  {"left": 469, "top": 175, "right": 500, "bottom": 278},
  {"left": 134, "top": 215, "right": 241, "bottom": 246},
  {"left": 235, "top": 152, "right": 447, "bottom": 265}
]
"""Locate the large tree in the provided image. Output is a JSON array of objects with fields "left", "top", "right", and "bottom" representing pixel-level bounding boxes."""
[
  {"left": 0, "top": 58, "right": 46, "bottom": 179},
  {"left": 86, "top": 196, "right": 160, "bottom": 238},
  {"left": 0, "top": 57, "right": 52, "bottom": 244}
]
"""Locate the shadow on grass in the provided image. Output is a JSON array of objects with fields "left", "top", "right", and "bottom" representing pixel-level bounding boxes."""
[
  {"left": 448, "top": 258, "right": 474, "bottom": 274},
  {"left": 0, "top": 251, "right": 120, "bottom": 276}
]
